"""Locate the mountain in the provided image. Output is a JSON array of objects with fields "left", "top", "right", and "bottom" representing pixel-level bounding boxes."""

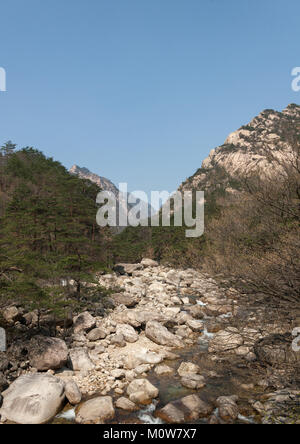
[
  {"left": 180, "top": 103, "right": 300, "bottom": 194},
  {"left": 70, "top": 165, "right": 154, "bottom": 228},
  {"left": 70, "top": 165, "right": 119, "bottom": 197}
]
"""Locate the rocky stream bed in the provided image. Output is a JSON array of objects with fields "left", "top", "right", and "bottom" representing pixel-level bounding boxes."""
[{"left": 0, "top": 259, "right": 299, "bottom": 424}]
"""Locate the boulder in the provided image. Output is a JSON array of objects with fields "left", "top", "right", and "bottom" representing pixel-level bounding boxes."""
[
  {"left": 2, "top": 306, "right": 21, "bottom": 324},
  {"left": 154, "top": 365, "right": 174, "bottom": 376},
  {"left": 181, "top": 394, "right": 213, "bottom": 419},
  {"left": 181, "top": 374, "right": 206, "bottom": 390},
  {"left": 86, "top": 327, "right": 107, "bottom": 341},
  {"left": 116, "top": 324, "right": 138, "bottom": 343},
  {"left": 111, "top": 293, "right": 138, "bottom": 308},
  {"left": 145, "top": 321, "right": 182, "bottom": 348},
  {"left": 127, "top": 379, "right": 159, "bottom": 404},
  {"left": 110, "top": 333, "right": 126, "bottom": 347},
  {"left": 124, "top": 349, "right": 163, "bottom": 370},
  {"left": 216, "top": 396, "right": 239, "bottom": 422},
  {"left": 0, "top": 374, "right": 65, "bottom": 424},
  {"left": 177, "top": 361, "right": 200, "bottom": 376},
  {"left": 76, "top": 396, "right": 115, "bottom": 424},
  {"left": 69, "top": 348, "right": 95, "bottom": 372},
  {"left": 208, "top": 328, "right": 243, "bottom": 353},
  {"left": 157, "top": 402, "right": 185, "bottom": 423},
  {"left": 64, "top": 380, "right": 82, "bottom": 405},
  {"left": 115, "top": 397, "right": 138, "bottom": 411},
  {"left": 23, "top": 311, "right": 38, "bottom": 326},
  {"left": 73, "top": 311, "right": 96, "bottom": 333},
  {"left": 186, "top": 319, "right": 204, "bottom": 332},
  {"left": 141, "top": 258, "right": 159, "bottom": 268},
  {"left": 28, "top": 336, "right": 68, "bottom": 371},
  {"left": 188, "top": 305, "right": 205, "bottom": 319}
]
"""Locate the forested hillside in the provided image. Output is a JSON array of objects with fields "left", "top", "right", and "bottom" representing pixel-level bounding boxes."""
[{"left": 0, "top": 143, "right": 112, "bottom": 323}]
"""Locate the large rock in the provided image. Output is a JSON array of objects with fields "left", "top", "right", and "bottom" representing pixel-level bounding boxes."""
[
  {"left": 2, "top": 306, "right": 21, "bottom": 324},
  {"left": 111, "top": 293, "right": 138, "bottom": 308},
  {"left": 127, "top": 379, "right": 159, "bottom": 404},
  {"left": 188, "top": 305, "right": 205, "bottom": 319},
  {"left": 181, "top": 394, "right": 213, "bottom": 420},
  {"left": 28, "top": 336, "right": 68, "bottom": 371},
  {"left": 254, "top": 334, "right": 300, "bottom": 367},
  {"left": 216, "top": 396, "right": 239, "bottom": 422},
  {"left": 86, "top": 327, "right": 107, "bottom": 341},
  {"left": 64, "top": 380, "right": 82, "bottom": 405},
  {"left": 145, "top": 321, "right": 182, "bottom": 348},
  {"left": 123, "top": 349, "right": 163, "bottom": 370},
  {"left": 181, "top": 374, "right": 206, "bottom": 389},
  {"left": 177, "top": 361, "right": 200, "bottom": 376},
  {"left": 141, "top": 258, "right": 159, "bottom": 268},
  {"left": 208, "top": 328, "right": 243, "bottom": 353},
  {"left": 154, "top": 365, "right": 174, "bottom": 376},
  {"left": 113, "top": 264, "right": 143, "bottom": 275},
  {"left": 0, "top": 374, "right": 65, "bottom": 424},
  {"left": 69, "top": 348, "right": 95, "bottom": 372},
  {"left": 76, "top": 396, "right": 115, "bottom": 424},
  {"left": 115, "top": 397, "right": 138, "bottom": 411},
  {"left": 186, "top": 319, "right": 204, "bottom": 332},
  {"left": 116, "top": 324, "right": 138, "bottom": 343},
  {"left": 73, "top": 311, "right": 96, "bottom": 333},
  {"left": 157, "top": 402, "right": 185, "bottom": 423}
]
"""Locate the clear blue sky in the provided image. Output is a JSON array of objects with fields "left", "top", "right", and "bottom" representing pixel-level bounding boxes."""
[{"left": 1, "top": 0, "right": 300, "bottom": 197}]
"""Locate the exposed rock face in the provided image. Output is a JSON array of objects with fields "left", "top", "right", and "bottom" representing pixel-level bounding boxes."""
[
  {"left": 145, "top": 321, "right": 182, "bottom": 348},
  {"left": 0, "top": 374, "right": 65, "bottom": 424},
  {"left": 28, "top": 336, "right": 68, "bottom": 371},
  {"left": 75, "top": 396, "right": 115, "bottom": 424},
  {"left": 70, "top": 165, "right": 119, "bottom": 195},
  {"left": 180, "top": 104, "right": 300, "bottom": 194}
]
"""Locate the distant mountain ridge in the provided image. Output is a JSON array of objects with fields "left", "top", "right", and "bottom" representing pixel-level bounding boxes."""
[
  {"left": 70, "top": 165, "right": 154, "bottom": 228},
  {"left": 70, "top": 165, "right": 119, "bottom": 197}
]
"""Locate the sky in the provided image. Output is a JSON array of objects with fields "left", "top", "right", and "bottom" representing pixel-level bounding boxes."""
[{"left": 1, "top": 0, "right": 300, "bottom": 202}]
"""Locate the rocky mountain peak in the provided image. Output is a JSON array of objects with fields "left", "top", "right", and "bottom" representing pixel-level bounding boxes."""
[{"left": 180, "top": 104, "right": 300, "bottom": 193}]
